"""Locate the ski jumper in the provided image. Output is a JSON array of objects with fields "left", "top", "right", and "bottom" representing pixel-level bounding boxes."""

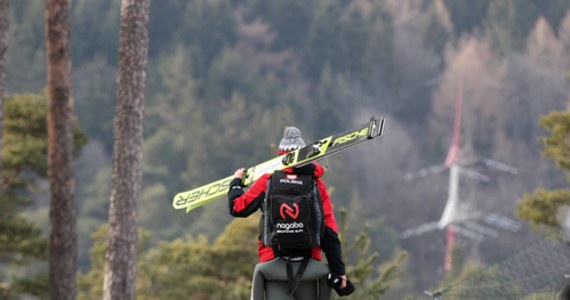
[{"left": 228, "top": 162, "right": 345, "bottom": 276}]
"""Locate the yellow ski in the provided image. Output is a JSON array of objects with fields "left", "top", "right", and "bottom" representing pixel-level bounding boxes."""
[{"left": 173, "top": 116, "right": 385, "bottom": 213}]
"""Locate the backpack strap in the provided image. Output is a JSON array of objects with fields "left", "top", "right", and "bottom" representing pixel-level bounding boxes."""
[{"left": 285, "top": 255, "right": 310, "bottom": 298}]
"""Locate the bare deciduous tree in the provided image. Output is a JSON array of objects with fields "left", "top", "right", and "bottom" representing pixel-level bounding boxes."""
[
  {"left": 103, "top": 0, "right": 150, "bottom": 299},
  {"left": 431, "top": 37, "right": 508, "bottom": 157},
  {"left": 526, "top": 16, "right": 567, "bottom": 68},
  {"left": 560, "top": 11, "right": 570, "bottom": 52},
  {"left": 45, "top": 0, "right": 77, "bottom": 299}
]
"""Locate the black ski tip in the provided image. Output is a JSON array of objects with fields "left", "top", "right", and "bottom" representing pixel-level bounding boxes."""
[{"left": 282, "top": 152, "right": 295, "bottom": 166}]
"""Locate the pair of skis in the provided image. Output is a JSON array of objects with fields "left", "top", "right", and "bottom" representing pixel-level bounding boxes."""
[{"left": 172, "top": 116, "right": 386, "bottom": 213}]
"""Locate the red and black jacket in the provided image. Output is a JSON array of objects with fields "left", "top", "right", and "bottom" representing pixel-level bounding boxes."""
[{"left": 228, "top": 162, "right": 346, "bottom": 276}]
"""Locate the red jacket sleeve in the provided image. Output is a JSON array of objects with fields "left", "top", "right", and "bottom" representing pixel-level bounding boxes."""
[
  {"left": 228, "top": 174, "right": 269, "bottom": 217},
  {"left": 317, "top": 179, "right": 338, "bottom": 232}
]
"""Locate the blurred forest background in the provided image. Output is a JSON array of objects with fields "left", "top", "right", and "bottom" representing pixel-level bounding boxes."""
[{"left": 2, "top": 0, "right": 570, "bottom": 298}]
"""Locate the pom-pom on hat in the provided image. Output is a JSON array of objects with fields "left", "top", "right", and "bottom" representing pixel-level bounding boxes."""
[{"left": 278, "top": 126, "right": 306, "bottom": 154}]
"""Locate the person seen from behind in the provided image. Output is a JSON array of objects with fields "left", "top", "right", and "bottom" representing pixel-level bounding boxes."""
[{"left": 228, "top": 126, "right": 355, "bottom": 297}]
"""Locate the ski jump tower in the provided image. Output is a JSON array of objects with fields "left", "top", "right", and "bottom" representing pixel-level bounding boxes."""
[{"left": 403, "top": 76, "right": 520, "bottom": 272}]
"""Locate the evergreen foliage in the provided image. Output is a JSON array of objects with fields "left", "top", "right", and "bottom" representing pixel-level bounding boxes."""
[
  {"left": 0, "top": 92, "right": 86, "bottom": 298},
  {"left": 78, "top": 217, "right": 259, "bottom": 300},
  {"left": 443, "top": 0, "right": 491, "bottom": 34},
  {"left": 73, "top": 57, "right": 116, "bottom": 153},
  {"left": 72, "top": 0, "right": 120, "bottom": 64},
  {"left": 540, "top": 110, "right": 570, "bottom": 176},
  {"left": 337, "top": 209, "right": 407, "bottom": 299},
  {"left": 3, "top": 0, "right": 570, "bottom": 297},
  {"left": 518, "top": 110, "right": 570, "bottom": 229},
  {"left": 78, "top": 209, "right": 406, "bottom": 299},
  {"left": 443, "top": 265, "right": 521, "bottom": 299}
]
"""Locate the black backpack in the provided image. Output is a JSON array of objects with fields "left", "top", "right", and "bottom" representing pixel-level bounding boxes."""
[
  {"left": 261, "top": 170, "right": 325, "bottom": 251},
  {"left": 260, "top": 169, "right": 326, "bottom": 297}
]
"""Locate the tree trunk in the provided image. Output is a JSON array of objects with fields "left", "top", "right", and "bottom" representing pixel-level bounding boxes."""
[
  {"left": 103, "top": 0, "right": 150, "bottom": 299},
  {"left": 0, "top": 0, "right": 8, "bottom": 167},
  {"left": 45, "top": 0, "right": 76, "bottom": 299}
]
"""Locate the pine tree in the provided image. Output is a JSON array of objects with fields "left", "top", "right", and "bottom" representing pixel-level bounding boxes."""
[
  {"left": 79, "top": 218, "right": 258, "bottom": 300},
  {"left": 337, "top": 209, "right": 408, "bottom": 299},
  {"left": 517, "top": 110, "right": 570, "bottom": 229},
  {"left": 1, "top": 93, "right": 86, "bottom": 299}
]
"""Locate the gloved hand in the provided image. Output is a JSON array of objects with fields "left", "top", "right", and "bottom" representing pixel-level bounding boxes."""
[{"left": 328, "top": 273, "right": 355, "bottom": 296}]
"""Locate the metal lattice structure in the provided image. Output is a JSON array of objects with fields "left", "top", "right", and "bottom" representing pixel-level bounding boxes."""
[
  {"left": 441, "top": 234, "right": 570, "bottom": 299},
  {"left": 403, "top": 76, "right": 520, "bottom": 273}
]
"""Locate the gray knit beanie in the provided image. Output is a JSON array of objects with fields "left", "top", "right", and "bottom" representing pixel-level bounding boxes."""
[{"left": 278, "top": 126, "right": 306, "bottom": 153}]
